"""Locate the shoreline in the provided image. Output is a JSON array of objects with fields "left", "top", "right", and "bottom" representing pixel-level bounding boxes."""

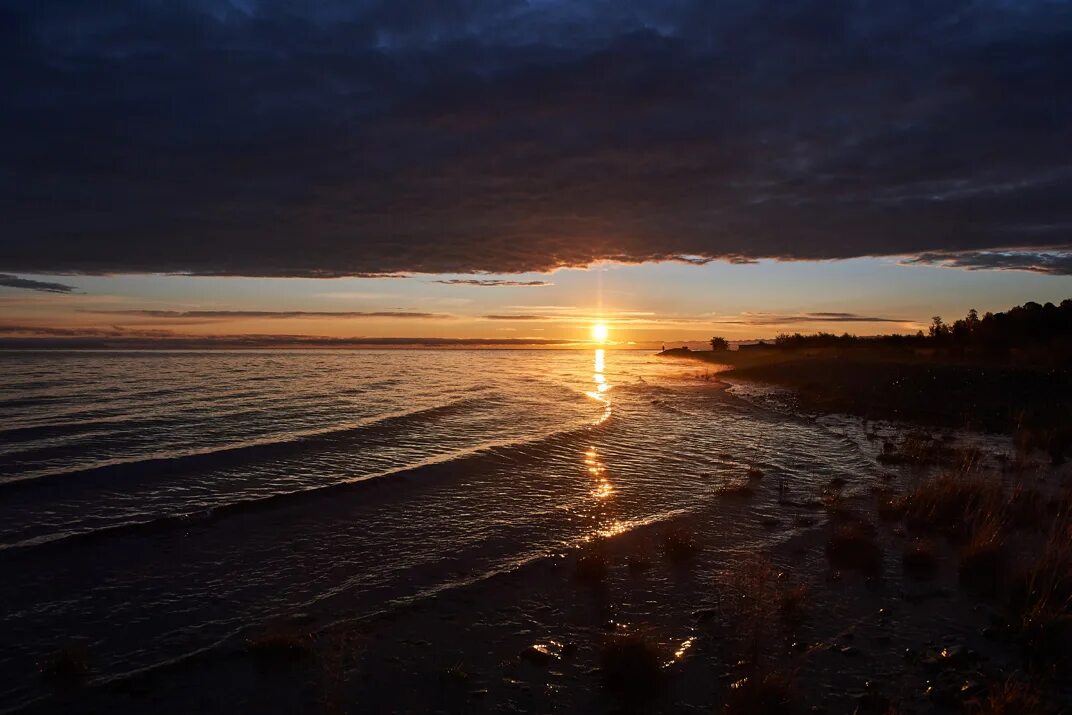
[
  {"left": 658, "top": 348, "right": 1072, "bottom": 458},
  {"left": 20, "top": 370, "right": 1071, "bottom": 714}
]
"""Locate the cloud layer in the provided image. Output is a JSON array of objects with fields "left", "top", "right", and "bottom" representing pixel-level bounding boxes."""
[
  {"left": 2, "top": 1, "right": 1071, "bottom": 276},
  {"left": 0, "top": 274, "right": 77, "bottom": 293},
  {"left": 712, "top": 312, "right": 908, "bottom": 326},
  {"left": 0, "top": 325, "right": 570, "bottom": 349},
  {"left": 432, "top": 279, "right": 553, "bottom": 287},
  {"left": 83, "top": 310, "right": 450, "bottom": 320},
  {"left": 903, "top": 249, "right": 1072, "bottom": 275}
]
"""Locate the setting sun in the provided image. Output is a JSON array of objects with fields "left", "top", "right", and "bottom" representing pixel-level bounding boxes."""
[{"left": 591, "top": 322, "right": 609, "bottom": 343}]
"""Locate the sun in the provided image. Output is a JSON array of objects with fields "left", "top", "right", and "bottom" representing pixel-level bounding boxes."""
[{"left": 591, "top": 322, "right": 609, "bottom": 343}]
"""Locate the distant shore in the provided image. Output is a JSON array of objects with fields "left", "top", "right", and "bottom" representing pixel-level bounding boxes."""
[{"left": 658, "top": 346, "right": 1072, "bottom": 462}]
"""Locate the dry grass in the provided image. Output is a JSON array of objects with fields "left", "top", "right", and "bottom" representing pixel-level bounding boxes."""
[
  {"left": 715, "top": 557, "right": 808, "bottom": 672},
  {"left": 1013, "top": 502, "right": 1072, "bottom": 667},
  {"left": 965, "top": 676, "right": 1044, "bottom": 714},
  {"left": 1015, "top": 423, "right": 1072, "bottom": 467},
  {"left": 1007, "top": 483, "right": 1047, "bottom": 531},
  {"left": 876, "top": 433, "right": 981, "bottom": 469},
  {"left": 896, "top": 471, "right": 1004, "bottom": 540},
  {"left": 958, "top": 510, "right": 1007, "bottom": 595},
  {"left": 891, "top": 471, "right": 1072, "bottom": 672},
  {"left": 714, "top": 560, "right": 801, "bottom": 715}
]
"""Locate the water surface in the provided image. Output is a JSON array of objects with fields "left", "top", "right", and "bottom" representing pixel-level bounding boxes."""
[{"left": 0, "top": 349, "right": 881, "bottom": 710}]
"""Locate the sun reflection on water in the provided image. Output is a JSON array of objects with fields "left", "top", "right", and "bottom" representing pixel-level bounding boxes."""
[
  {"left": 586, "top": 348, "right": 612, "bottom": 424},
  {"left": 584, "top": 446, "right": 614, "bottom": 500},
  {"left": 580, "top": 348, "right": 621, "bottom": 537}
]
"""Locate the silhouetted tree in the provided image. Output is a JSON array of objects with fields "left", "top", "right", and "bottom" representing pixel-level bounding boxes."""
[
  {"left": 709, "top": 336, "right": 729, "bottom": 352},
  {"left": 741, "top": 299, "right": 1072, "bottom": 355},
  {"left": 929, "top": 316, "right": 951, "bottom": 341}
]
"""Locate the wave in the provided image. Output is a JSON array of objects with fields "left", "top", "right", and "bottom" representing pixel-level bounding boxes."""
[
  {"left": 0, "top": 396, "right": 488, "bottom": 492},
  {"left": 0, "top": 497, "right": 688, "bottom": 715},
  {"left": 0, "top": 415, "right": 610, "bottom": 555}
]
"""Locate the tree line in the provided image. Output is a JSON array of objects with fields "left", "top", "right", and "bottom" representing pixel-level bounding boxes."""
[{"left": 709, "top": 299, "right": 1072, "bottom": 353}]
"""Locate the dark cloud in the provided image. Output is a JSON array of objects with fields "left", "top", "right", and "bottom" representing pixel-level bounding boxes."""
[
  {"left": 2, "top": 1, "right": 1071, "bottom": 276},
  {"left": 83, "top": 310, "right": 450, "bottom": 319},
  {"left": 902, "top": 249, "right": 1072, "bottom": 275},
  {"left": 0, "top": 325, "right": 570, "bottom": 349},
  {"left": 804, "top": 313, "right": 905, "bottom": 323},
  {"left": 0, "top": 274, "right": 77, "bottom": 293},
  {"left": 0, "top": 325, "right": 170, "bottom": 338},
  {"left": 433, "top": 279, "right": 553, "bottom": 287},
  {"left": 715, "top": 312, "right": 908, "bottom": 325},
  {"left": 481, "top": 314, "right": 549, "bottom": 321}
]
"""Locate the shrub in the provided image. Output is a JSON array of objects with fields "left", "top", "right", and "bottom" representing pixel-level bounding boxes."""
[{"left": 898, "top": 472, "right": 1004, "bottom": 540}]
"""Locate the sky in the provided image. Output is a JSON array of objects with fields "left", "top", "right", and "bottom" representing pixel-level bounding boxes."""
[{"left": 1, "top": 0, "right": 1071, "bottom": 347}]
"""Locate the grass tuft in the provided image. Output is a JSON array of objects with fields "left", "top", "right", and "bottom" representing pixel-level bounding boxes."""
[
  {"left": 965, "top": 676, "right": 1043, "bottom": 714},
  {"left": 958, "top": 511, "right": 1007, "bottom": 596},
  {"left": 715, "top": 557, "right": 808, "bottom": 669},
  {"left": 897, "top": 472, "right": 1004, "bottom": 540},
  {"left": 1012, "top": 502, "right": 1072, "bottom": 666}
]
